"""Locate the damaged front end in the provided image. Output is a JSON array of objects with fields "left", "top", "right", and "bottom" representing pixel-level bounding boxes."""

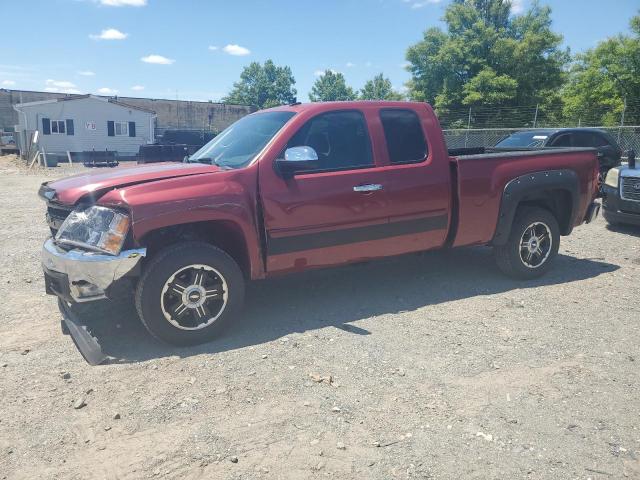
[
  {"left": 39, "top": 187, "right": 146, "bottom": 364},
  {"left": 41, "top": 200, "right": 146, "bottom": 302},
  {"left": 42, "top": 238, "right": 145, "bottom": 303}
]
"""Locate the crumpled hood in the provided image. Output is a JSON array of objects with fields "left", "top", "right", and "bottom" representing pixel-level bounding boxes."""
[{"left": 43, "top": 162, "right": 221, "bottom": 205}]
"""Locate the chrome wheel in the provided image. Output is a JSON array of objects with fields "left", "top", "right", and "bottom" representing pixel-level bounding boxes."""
[
  {"left": 160, "top": 264, "right": 228, "bottom": 331},
  {"left": 519, "top": 222, "right": 552, "bottom": 269}
]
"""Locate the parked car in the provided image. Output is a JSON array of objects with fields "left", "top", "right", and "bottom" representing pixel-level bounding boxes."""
[
  {"left": 137, "top": 131, "right": 217, "bottom": 164},
  {"left": 495, "top": 128, "right": 622, "bottom": 184},
  {"left": 38, "top": 101, "right": 600, "bottom": 362},
  {"left": 602, "top": 150, "right": 640, "bottom": 227}
]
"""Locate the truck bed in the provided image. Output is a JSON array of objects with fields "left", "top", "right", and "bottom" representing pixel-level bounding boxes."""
[
  {"left": 449, "top": 147, "right": 599, "bottom": 248},
  {"left": 447, "top": 146, "right": 589, "bottom": 157}
]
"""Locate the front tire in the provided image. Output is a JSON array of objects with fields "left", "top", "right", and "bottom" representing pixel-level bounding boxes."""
[
  {"left": 494, "top": 207, "right": 560, "bottom": 280},
  {"left": 135, "top": 242, "right": 245, "bottom": 346}
]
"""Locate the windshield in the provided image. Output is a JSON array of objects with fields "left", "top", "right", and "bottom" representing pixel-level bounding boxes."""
[
  {"left": 188, "top": 111, "right": 295, "bottom": 168},
  {"left": 495, "top": 131, "right": 550, "bottom": 148}
]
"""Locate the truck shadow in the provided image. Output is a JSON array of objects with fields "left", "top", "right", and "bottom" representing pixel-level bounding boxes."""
[{"left": 73, "top": 247, "right": 619, "bottom": 365}]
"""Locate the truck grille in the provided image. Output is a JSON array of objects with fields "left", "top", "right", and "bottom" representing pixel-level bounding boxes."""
[
  {"left": 621, "top": 177, "right": 640, "bottom": 202},
  {"left": 46, "top": 203, "right": 73, "bottom": 235}
]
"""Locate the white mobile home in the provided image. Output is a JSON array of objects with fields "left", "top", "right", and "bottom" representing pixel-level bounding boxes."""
[{"left": 14, "top": 95, "right": 156, "bottom": 157}]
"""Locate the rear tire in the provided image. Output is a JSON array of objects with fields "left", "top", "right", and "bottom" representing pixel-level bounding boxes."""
[
  {"left": 135, "top": 242, "right": 245, "bottom": 346},
  {"left": 494, "top": 207, "right": 560, "bottom": 280}
]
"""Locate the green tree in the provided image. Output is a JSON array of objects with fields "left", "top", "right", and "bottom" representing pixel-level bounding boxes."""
[
  {"left": 405, "top": 0, "right": 568, "bottom": 125},
  {"left": 309, "top": 70, "right": 357, "bottom": 102},
  {"left": 562, "top": 12, "right": 640, "bottom": 126},
  {"left": 359, "top": 74, "right": 405, "bottom": 100},
  {"left": 223, "top": 59, "right": 297, "bottom": 109}
]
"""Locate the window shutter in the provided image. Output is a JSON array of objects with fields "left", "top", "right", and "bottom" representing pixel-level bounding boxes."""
[
  {"left": 66, "top": 119, "right": 74, "bottom": 136},
  {"left": 128, "top": 121, "right": 136, "bottom": 137},
  {"left": 42, "top": 118, "right": 51, "bottom": 135},
  {"left": 107, "top": 121, "right": 115, "bottom": 137}
]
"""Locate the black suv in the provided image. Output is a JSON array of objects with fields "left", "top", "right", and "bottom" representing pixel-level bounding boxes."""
[{"left": 496, "top": 128, "right": 623, "bottom": 179}]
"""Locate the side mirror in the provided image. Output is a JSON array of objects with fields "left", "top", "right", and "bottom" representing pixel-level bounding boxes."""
[{"left": 275, "top": 146, "right": 319, "bottom": 177}]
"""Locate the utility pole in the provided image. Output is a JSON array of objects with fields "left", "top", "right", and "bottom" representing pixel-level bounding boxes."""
[
  {"left": 618, "top": 96, "right": 627, "bottom": 143},
  {"left": 464, "top": 107, "right": 472, "bottom": 148},
  {"left": 533, "top": 104, "right": 539, "bottom": 128}
]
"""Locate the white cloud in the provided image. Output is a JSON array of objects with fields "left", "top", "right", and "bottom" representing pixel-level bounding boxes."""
[
  {"left": 403, "top": 0, "right": 441, "bottom": 8},
  {"left": 89, "top": 28, "right": 128, "bottom": 40},
  {"left": 346, "top": 62, "right": 355, "bottom": 68},
  {"left": 141, "top": 54, "right": 175, "bottom": 65},
  {"left": 208, "top": 45, "right": 219, "bottom": 51},
  {"left": 97, "top": 87, "right": 118, "bottom": 95},
  {"left": 314, "top": 69, "right": 339, "bottom": 76},
  {"left": 45, "top": 86, "right": 81, "bottom": 94},
  {"left": 131, "top": 85, "right": 145, "bottom": 91},
  {"left": 99, "top": 0, "right": 147, "bottom": 6},
  {"left": 400, "top": 61, "right": 411, "bottom": 68},
  {"left": 222, "top": 44, "right": 251, "bottom": 56},
  {"left": 1, "top": 80, "right": 16, "bottom": 86},
  {"left": 46, "top": 79, "right": 77, "bottom": 89},
  {"left": 44, "top": 79, "right": 82, "bottom": 94},
  {"left": 511, "top": 0, "right": 525, "bottom": 14},
  {"left": 77, "top": 70, "right": 95, "bottom": 76}
]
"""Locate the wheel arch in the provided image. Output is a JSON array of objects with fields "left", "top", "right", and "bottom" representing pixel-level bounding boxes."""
[
  {"left": 138, "top": 220, "right": 253, "bottom": 279},
  {"left": 492, "top": 169, "right": 579, "bottom": 246}
]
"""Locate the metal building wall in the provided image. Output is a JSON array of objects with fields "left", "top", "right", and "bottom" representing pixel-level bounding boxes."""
[{"left": 1, "top": 89, "right": 254, "bottom": 134}]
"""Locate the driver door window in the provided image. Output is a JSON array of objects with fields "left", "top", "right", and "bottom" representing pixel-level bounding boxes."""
[{"left": 286, "top": 111, "right": 373, "bottom": 172}]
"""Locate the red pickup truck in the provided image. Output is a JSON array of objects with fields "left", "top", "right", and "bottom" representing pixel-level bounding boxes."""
[{"left": 39, "top": 101, "right": 600, "bottom": 353}]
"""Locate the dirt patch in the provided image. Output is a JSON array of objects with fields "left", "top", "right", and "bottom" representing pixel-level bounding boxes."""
[
  {"left": 0, "top": 158, "right": 639, "bottom": 479},
  {"left": 0, "top": 153, "right": 88, "bottom": 177}
]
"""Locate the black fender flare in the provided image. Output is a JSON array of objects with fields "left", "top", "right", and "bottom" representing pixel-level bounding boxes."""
[{"left": 492, "top": 169, "right": 579, "bottom": 245}]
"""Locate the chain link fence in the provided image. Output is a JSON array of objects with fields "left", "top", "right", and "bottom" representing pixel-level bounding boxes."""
[{"left": 443, "top": 126, "right": 640, "bottom": 155}]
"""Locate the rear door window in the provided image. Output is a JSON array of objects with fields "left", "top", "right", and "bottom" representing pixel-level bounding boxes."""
[
  {"left": 380, "top": 109, "right": 428, "bottom": 164},
  {"left": 572, "top": 132, "right": 597, "bottom": 147}
]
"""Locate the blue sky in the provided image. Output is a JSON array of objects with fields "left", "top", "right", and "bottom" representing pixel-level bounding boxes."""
[{"left": 1, "top": 0, "right": 638, "bottom": 102}]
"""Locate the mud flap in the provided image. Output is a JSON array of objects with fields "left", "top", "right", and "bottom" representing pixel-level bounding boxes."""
[{"left": 58, "top": 299, "right": 108, "bottom": 366}]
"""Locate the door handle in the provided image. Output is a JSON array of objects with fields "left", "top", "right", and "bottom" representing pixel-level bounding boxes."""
[{"left": 353, "top": 184, "right": 383, "bottom": 192}]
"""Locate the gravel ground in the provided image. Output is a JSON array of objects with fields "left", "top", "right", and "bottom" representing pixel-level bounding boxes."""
[{"left": 1, "top": 155, "right": 639, "bottom": 479}]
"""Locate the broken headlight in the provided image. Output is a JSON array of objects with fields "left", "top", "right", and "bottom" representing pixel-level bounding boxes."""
[{"left": 55, "top": 206, "right": 130, "bottom": 255}]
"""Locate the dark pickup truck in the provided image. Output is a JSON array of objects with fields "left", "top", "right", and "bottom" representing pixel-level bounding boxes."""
[
  {"left": 602, "top": 151, "right": 640, "bottom": 226},
  {"left": 39, "top": 101, "right": 601, "bottom": 357}
]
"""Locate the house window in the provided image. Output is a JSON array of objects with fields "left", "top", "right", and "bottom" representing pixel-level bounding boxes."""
[
  {"left": 114, "top": 121, "right": 128, "bottom": 136},
  {"left": 50, "top": 120, "right": 66, "bottom": 134}
]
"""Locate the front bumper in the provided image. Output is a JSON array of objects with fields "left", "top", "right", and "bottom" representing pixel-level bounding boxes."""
[
  {"left": 603, "top": 208, "right": 640, "bottom": 226},
  {"left": 41, "top": 238, "right": 146, "bottom": 303},
  {"left": 602, "top": 184, "right": 640, "bottom": 226}
]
